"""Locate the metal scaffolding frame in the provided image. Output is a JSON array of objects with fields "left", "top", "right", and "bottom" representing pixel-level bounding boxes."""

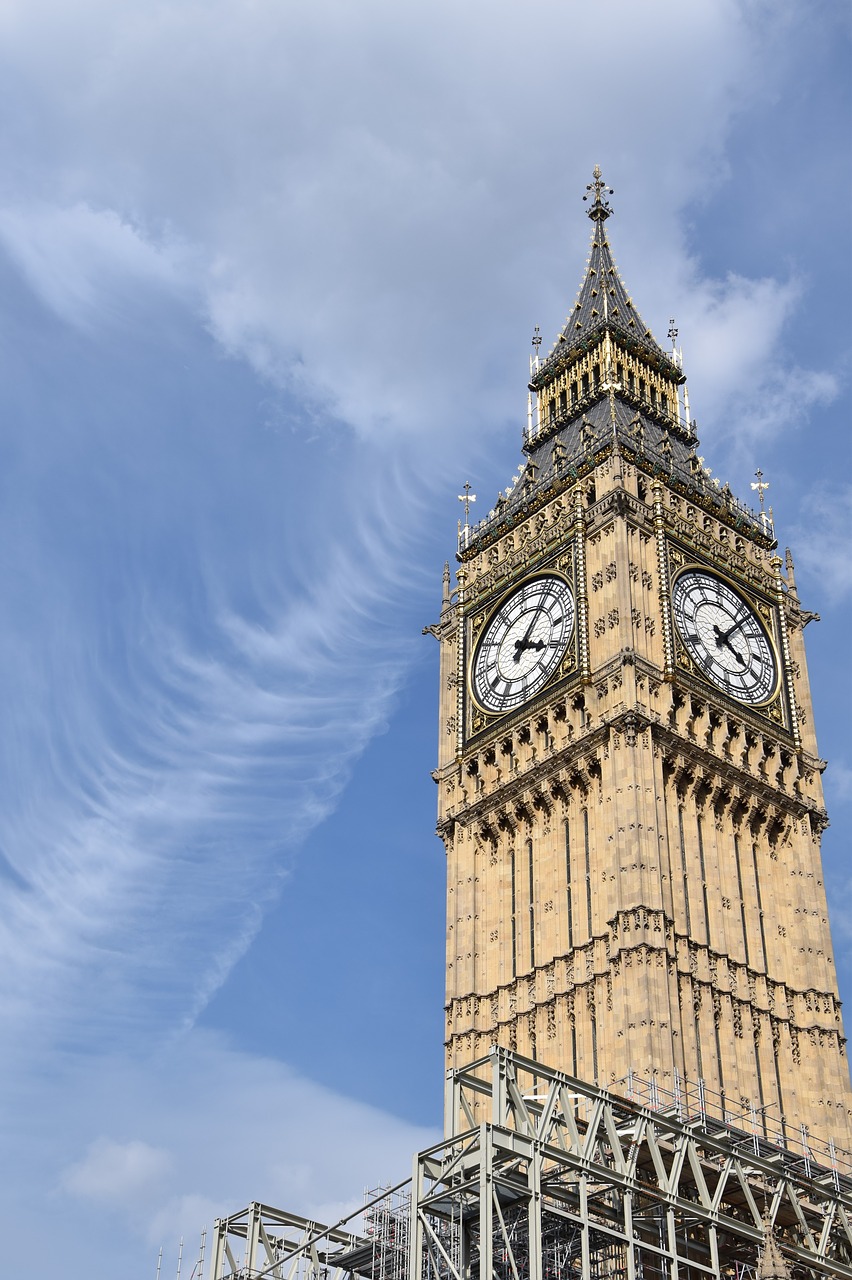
[
  {"left": 419, "top": 1048, "right": 852, "bottom": 1280},
  {"left": 209, "top": 1183, "right": 412, "bottom": 1280},
  {"left": 210, "top": 1049, "right": 852, "bottom": 1280}
]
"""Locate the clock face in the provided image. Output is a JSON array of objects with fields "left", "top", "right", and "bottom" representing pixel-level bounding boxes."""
[
  {"left": 471, "top": 575, "right": 575, "bottom": 714},
  {"left": 671, "top": 568, "right": 777, "bottom": 705}
]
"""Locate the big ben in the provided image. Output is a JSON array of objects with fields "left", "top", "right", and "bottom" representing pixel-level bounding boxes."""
[
  {"left": 433, "top": 168, "right": 852, "bottom": 1155},
  {"left": 211, "top": 173, "right": 852, "bottom": 1279}
]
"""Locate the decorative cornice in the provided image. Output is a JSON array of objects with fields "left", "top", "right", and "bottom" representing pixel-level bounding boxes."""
[
  {"left": 461, "top": 435, "right": 774, "bottom": 564},
  {"left": 440, "top": 705, "right": 825, "bottom": 841},
  {"left": 446, "top": 917, "right": 845, "bottom": 1039}
]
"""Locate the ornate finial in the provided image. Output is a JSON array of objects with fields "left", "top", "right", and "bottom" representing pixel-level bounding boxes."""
[
  {"left": 668, "top": 319, "right": 683, "bottom": 370},
  {"left": 457, "top": 482, "right": 477, "bottom": 551},
  {"left": 457, "top": 481, "right": 476, "bottom": 522},
  {"left": 528, "top": 327, "right": 542, "bottom": 438},
  {"left": 583, "top": 164, "right": 613, "bottom": 221},
  {"left": 751, "top": 468, "right": 769, "bottom": 513}
]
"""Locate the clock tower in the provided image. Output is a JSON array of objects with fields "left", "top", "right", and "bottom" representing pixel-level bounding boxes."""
[{"left": 433, "top": 169, "right": 852, "bottom": 1154}]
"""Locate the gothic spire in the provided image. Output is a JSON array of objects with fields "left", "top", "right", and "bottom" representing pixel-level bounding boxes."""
[
  {"left": 460, "top": 170, "right": 775, "bottom": 559},
  {"left": 539, "top": 165, "right": 665, "bottom": 371},
  {"left": 757, "top": 1218, "right": 791, "bottom": 1280}
]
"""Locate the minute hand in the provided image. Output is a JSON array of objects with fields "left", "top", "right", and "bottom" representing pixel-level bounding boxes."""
[{"left": 514, "top": 606, "right": 544, "bottom": 662}]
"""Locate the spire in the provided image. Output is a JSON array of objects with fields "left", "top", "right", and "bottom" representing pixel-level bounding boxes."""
[
  {"left": 757, "top": 1217, "right": 790, "bottom": 1280},
  {"left": 538, "top": 166, "right": 666, "bottom": 369},
  {"left": 461, "top": 170, "right": 775, "bottom": 560},
  {"left": 785, "top": 547, "right": 799, "bottom": 600},
  {"left": 441, "top": 561, "right": 451, "bottom": 609}
]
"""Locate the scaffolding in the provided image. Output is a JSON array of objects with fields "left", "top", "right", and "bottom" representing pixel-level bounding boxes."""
[{"left": 210, "top": 1048, "right": 852, "bottom": 1280}]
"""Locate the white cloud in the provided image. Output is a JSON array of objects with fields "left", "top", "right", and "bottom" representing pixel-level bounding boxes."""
[
  {"left": 0, "top": 6, "right": 846, "bottom": 1277},
  {"left": 0, "top": 202, "right": 187, "bottom": 327},
  {"left": 825, "top": 759, "right": 852, "bottom": 807},
  {"left": 634, "top": 263, "right": 838, "bottom": 461},
  {"left": 0, "top": 0, "right": 801, "bottom": 443},
  {"left": 0, "top": 0, "right": 838, "bottom": 1075},
  {"left": 62, "top": 1138, "right": 172, "bottom": 1205},
  {"left": 2, "top": 1028, "right": 439, "bottom": 1276}
]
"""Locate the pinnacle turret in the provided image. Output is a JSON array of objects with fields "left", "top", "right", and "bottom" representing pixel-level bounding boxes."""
[{"left": 757, "top": 1219, "right": 791, "bottom": 1280}]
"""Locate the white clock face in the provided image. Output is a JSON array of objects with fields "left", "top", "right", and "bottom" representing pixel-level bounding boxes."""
[
  {"left": 471, "top": 575, "right": 575, "bottom": 714},
  {"left": 672, "top": 569, "right": 777, "bottom": 705}
]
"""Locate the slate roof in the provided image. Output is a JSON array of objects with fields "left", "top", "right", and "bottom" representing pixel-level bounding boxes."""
[
  {"left": 464, "top": 391, "right": 770, "bottom": 554},
  {"left": 531, "top": 171, "right": 680, "bottom": 389},
  {"left": 488, "top": 396, "right": 698, "bottom": 525}
]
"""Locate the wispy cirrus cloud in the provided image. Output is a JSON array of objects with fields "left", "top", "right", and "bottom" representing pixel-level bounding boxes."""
[
  {"left": 0, "top": 448, "right": 427, "bottom": 1056},
  {"left": 0, "top": 201, "right": 189, "bottom": 328}
]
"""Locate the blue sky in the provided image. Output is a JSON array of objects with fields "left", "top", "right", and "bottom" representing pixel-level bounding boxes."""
[{"left": 0, "top": 1, "right": 849, "bottom": 1274}]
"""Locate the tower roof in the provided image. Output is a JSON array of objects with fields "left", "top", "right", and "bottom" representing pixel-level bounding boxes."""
[
  {"left": 531, "top": 166, "right": 678, "bottom": 390},
  {"left": 461, "top": 169, "right": 776, "bottom": 559}
]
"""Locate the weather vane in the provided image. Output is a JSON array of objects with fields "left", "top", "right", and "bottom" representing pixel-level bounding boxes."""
[
  {"left": 531, "top": 325, "right": 541, "bottom": 357},
  {"left": 668, "top": 319, "right": 678, "bottom": 346}
]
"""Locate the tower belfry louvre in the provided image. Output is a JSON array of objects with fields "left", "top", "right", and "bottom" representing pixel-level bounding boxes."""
[
  {"left": 434, "top": 167, "right": 852, "bottom": 1154},
  {"left": 210, "top": 174, "right": 852, "bottom": 1280}
]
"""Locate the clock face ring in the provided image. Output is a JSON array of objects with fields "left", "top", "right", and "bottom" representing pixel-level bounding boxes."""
[
  {"left": 671, "top": 568, "right": 778, "bottom": 706},
  {"left": 471, "top": 575, "right": 575, "bottom": 714}
]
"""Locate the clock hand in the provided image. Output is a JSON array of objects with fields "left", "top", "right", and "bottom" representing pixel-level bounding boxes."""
[
  {"left": 513, "top": 605, "right": 545, "bottom": 662},
  {"left": 727, "top": 642, "right": 747, "bottom": 667},
  {"left": 713, "top": 618, "right": 746, "bottom": 646},
  {"left": 713, "top": 624, "right": 747, "bottom": 666}
]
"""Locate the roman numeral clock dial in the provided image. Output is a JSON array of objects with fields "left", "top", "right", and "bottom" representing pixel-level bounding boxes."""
[
  {"left": 471, "top": 575, "right": 575, "bottom": 715},
  {"left": 671, "top": 568, "right": 778, "bottom": 706}
]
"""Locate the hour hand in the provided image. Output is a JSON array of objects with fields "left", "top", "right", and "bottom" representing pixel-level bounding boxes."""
[
  {"left": 713, "top": 624, "right": 746, "bottom": 666},
  {"left": 714, "top": 619, "right": 744, "bottom": 646},
  {"left": 513, "top": 609, "right": 543, "bottom": 661},
  {"left": 513, "top": 635, "right": 545, "bottom": 660}
]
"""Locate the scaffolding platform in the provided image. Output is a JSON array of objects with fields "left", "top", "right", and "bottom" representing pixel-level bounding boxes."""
[{"left": 210, "top": 1048, "right": 852, "bottom": 1280}]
